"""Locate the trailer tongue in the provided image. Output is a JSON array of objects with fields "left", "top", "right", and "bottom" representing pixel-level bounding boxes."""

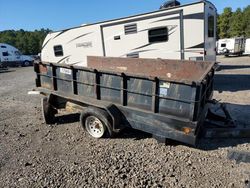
[{"left": 34, "top": 56, "right": 236, "bottom": 146}]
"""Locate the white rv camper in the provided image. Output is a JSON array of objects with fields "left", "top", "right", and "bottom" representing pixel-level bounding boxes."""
[
  {"left": 217, "top": 37, "right": 245, "bottom": 56},
  {"left": 41, "top": 1, "right": 217, "bottom": 67},
  {"left": 0, "top": 43, "right": 34, "bottom": 67},
  {"left": 244, "top": 38, "right": 250, "bottom": 55}
]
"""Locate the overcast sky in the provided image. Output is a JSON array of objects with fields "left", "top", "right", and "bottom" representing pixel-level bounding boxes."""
[{"left": 0, "top": 0, "right": 249, "bottom": 31}]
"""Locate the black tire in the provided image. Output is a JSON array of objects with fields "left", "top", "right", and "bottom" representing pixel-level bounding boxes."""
[
  {"left": 41, "top": 97, "right": 57, "bottom": 124},
  {"left": 80, "top": 107, "right": 113, "bottom": 138},
  {"left": 22, "top": 61, "right": 30, "bottom": 67}
]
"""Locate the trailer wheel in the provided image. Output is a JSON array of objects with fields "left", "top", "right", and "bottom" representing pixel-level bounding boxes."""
[
  {"left": 41, "top": 97, "right": 57, "bottom": 124},
  {"left": 80, "top": 107, "right": 113, "bottom": 138}
]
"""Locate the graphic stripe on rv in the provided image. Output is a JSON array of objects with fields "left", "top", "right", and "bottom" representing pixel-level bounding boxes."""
[
  {"left": 57, "top": 55, "right": 71, "bottom": 64},
  {"left": 187, "top": 42, "right": 205, "bottom": 49},
  {"left": 53, "top": 29, "right": 70, "bottom": 39},
  {"left": 152, "top": 12, "right": 204, "bottom": 23},
  {"left": 41, "top": 39, "right": 51, "bottom": 50},
  {"left": 67, "top": 32, "right": 93, "bottom": 44},
  {"left": 123, "top": 49, "right": 157, "bottom": 57}
]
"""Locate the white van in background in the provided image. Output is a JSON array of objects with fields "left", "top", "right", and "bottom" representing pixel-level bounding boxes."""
[
  {"left": 217, "top": 37, "right": 245, "bottom": 56},
  {"left": 0, "top": 43, "right": 34, "bottom": 67}
]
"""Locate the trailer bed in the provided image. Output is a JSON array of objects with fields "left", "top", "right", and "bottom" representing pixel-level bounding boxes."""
[{"left": 34, "top": 56, "right": 216, "bottom": 145}]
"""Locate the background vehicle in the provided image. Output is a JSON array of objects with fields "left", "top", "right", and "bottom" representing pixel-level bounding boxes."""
[
  {"left": 0, "top": 59, "right": 7, "bottom": 69},
  {"left": 244, "top": 38, "right": 250, "bottom": 55},
  {"left": 41, "top": 1, "right": 217, "bottom": 67},
  {"left": 0, "top": 43, "right": 34, "bottom": 67},
  {"left": 217, "top": 37, "right": 245, "bottom": 56}
]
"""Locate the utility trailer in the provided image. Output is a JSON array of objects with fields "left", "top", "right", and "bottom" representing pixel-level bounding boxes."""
[{"left": 34, "top": 56, "right": 236, "bottom": 146}]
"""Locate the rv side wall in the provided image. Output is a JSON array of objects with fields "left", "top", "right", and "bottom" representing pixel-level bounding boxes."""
[
  {"left": 41, "top": 1, "right": 217, "bottom": 66},
  {"left": 41, "top": 25, "right": 103, "bottom": 67}
]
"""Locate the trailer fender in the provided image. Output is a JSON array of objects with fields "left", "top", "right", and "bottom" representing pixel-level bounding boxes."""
[{"left": 104, "top": 104, "right": 123, "bottom": 133}]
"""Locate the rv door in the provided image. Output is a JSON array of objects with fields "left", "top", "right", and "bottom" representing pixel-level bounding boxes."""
[{"left": 204, "top": 5, "right": 216, "bottom": 61}]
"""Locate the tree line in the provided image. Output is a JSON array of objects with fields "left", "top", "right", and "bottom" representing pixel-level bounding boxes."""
[
  {"left": 0, "top": 5, "right": 249, "bottom": 55},
  {"left": 0, "top": 29, "right": 51, "bottom": 55},
  {"left": 217, "top": 5, "right": 250, "bottom": 39}
]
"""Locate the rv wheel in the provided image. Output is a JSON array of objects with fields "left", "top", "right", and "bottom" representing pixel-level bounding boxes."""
[{"left": 80, "top": 107, "right": 113, "bottom": 138}]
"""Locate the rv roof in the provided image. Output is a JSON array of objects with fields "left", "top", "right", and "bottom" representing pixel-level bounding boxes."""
[{"left": 50, "top": 0, "right": 216, "bottom": 34}]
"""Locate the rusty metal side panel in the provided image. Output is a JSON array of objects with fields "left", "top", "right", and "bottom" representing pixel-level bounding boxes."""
[
  {"left": 117, "top": 106, "right": 197, "bottom": 145},
  {"left": 36, "top": 61, "right": 215, "bottom": 123},
  {"left": 127, "top": 78, "right": 153, "bottom": 111},
  {"left": 193, "top": 70, "right": 214, "bottom": 121},
  {"left": 158, "top": 81, "right": 194, "bottom": 119},
  {"left": 55, "top": 67, "right": 73, "bottom": 95},
  {"left": 87, "top": 56, "right": 215, "bottom": 84},
  {"left": 76, "top": 70, "right": 95, "bottom": 98},
  {"left": 39, "top": 64, "right": 53, "bottom": 90},
  {"left": 100, "top": 73, "right": 121, "bottom": 104}
]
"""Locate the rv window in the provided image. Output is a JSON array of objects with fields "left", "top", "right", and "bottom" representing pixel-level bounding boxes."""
[
  {"left": 221, "top": 43, "right": 226, "bottom": 47},
  {"left": 15, "top": 51, "right": 21, "bottom": 56},
  {"left": 148, "top": 27, "right": 168, "bottom": 43},
  {"left": 2, "top": 52, "right": 9, "bottom": 56},
  {"left": 0, "top": 45, "right": 7, "bottom": 48},
  {"left": 124, "top": 24, "right": 137, "bottom": 35},
  {"left": 208, "top": 15, "right": 215, "bottom": 38},
  {"left": 54, "top": 45, "right": 63, "bottom": 57},
  {"left": 127, "top": 52, "right": 139, "bottom": 58}
]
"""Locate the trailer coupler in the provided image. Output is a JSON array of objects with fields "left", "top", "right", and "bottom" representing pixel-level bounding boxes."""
[
  {"left": 205, "top": 99, "right": 236, "bottom": 128},
  {"left": 201, "top": 100, "right": 250, "bottom": 139}
]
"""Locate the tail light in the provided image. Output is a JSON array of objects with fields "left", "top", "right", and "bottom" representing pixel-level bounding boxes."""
[{"left": 200, "top": 51, "right": 206, "bottom": 55}]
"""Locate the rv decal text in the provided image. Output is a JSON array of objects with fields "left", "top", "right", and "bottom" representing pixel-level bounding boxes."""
[{"left": 76, "top": 42, "right": 92, "bottom": 48}]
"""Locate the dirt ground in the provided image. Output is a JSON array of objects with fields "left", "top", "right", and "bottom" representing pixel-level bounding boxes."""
[{"left": 0, "top": 56, "right": 250, "bottom": 188}]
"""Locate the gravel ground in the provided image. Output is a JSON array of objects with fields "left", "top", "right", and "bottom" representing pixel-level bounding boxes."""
[{"left": 0, "top": 56, "right": 250, "bottom": 188}]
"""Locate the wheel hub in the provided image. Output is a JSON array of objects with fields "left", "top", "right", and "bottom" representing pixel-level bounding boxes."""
[{"left": 85, "top": 116, "right": 105, "bottom": 138}]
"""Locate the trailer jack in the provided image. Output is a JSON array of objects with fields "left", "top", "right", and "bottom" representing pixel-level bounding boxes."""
[
  {"left": 206, "top": 100, "right": 236, "bottom": 128},
  {"left": 202, "top": 100, "right": 250, "bottom": 138}
]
